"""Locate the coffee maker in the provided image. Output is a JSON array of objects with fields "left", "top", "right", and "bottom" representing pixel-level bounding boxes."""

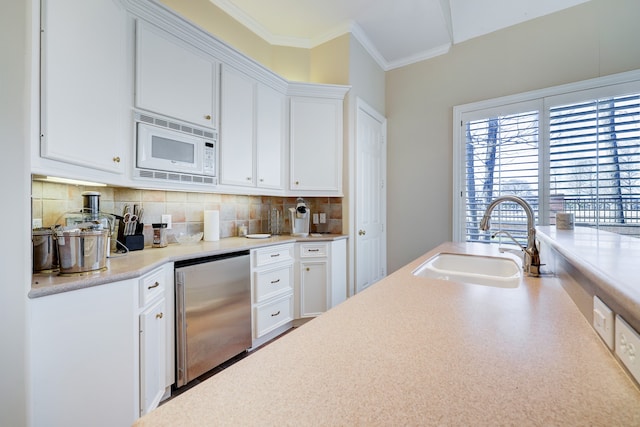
[{"left": 289, "top": 198, "right": 310, "bottom": 237}]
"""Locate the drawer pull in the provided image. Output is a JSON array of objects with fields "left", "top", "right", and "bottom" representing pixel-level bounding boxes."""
[
  {"left": 148, "top": 281, "right": 160, "bottom": 290},
  {"left": 271, "top": 310, "right": 281, "bottom": 317},
  {"left": 270, "top": 253, "right": 280, "bottom": 258},
  {"left": 270, "top": 278, "right": 280, "bottom": 284},
  {"left": 308, "top": 249, "right": 320, "bottom": 252},
  {"left": 156, "top": 312, "right": 163, "bottom": 319}
]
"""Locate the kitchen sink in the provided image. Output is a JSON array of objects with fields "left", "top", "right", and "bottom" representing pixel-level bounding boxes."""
[{"left": 412, "top": 252, "right": 521, "bottom": 288}]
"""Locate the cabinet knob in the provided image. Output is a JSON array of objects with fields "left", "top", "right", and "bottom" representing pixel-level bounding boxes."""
[
  {"left": 205, "top": 114, "right": 212, "bottom": 120},
  {"left": 156, "top": 312, "right": 163, "bottom": 319},
  {"left": 259, "top": 178, "right": 264, "bottom": 182},
  {"left": 112, "top": 156, "right": 121, "bottom": 163},
  {"left": 246, "top": 177, "right": 252, "bottom": 181},
  {"left": 295, "top": 181, "right": 300, "bottom": 185},
  {"left": 306, "top": 267, "right": 310, "bottom": 271},
  {"left": 358, "top": 229, "right": 366, "bottom": 236}
]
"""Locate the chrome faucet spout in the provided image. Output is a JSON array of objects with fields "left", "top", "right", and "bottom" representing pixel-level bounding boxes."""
[{"left": 480, "top": 195, "right": 542, "bottom": 277}]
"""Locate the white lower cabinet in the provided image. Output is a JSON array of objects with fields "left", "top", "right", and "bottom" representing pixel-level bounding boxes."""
[
  {"left": 138, "top": 263, "right": 174, "bottom": 417},
  {"left": 30, "top": 279, "right": 139, "bottom": 427},
  {"left": 140, "top": 297, "right": 166, "bottom": 415},
  {"left": 250, "top": 244, "right": 295, "bottom": 348},
  {"left": 30, "top": 263, "right": 175, "bottom": 426},
  {"left": 297, "top": 239, "right": 347, "bottom": 318}
]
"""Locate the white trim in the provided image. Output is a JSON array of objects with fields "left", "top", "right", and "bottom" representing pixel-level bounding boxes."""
[
  {"left": 455, "top": 69, "right": 640, "bottom": 116},
  {"left": 208, "top": 0, "right": 451, "bottom": 72},
  {"left": 384, "top": 44, "right": 452, "bottom": 71}
]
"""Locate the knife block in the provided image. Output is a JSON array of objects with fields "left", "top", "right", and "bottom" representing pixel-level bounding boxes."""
[
  {"left": 116, "top": 218, "right": 145, "bottom": 251},
  {"left": 120, "top": 234, "right": 144, "bottom": 251}
]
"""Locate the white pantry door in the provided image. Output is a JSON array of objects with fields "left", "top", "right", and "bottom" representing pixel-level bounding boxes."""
[{"left": 355, "top": 99, "right": 387, "bottom": 293}]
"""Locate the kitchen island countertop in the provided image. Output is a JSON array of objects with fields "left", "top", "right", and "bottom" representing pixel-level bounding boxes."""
[{"left": 135, "top": 241, "right": 640, "bottom": 426}]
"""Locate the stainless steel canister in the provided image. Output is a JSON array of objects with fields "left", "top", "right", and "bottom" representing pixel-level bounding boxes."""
[
  {"left": 32, "top": 228, "right": 59, "bottom": 273},
  {"left": 55, "top": 229, "right": 109, "bottom": 275}
]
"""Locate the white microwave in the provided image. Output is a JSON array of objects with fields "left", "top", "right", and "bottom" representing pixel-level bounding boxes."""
[{"left": 134, "top": 113, "right": 217, "bottom": 185}]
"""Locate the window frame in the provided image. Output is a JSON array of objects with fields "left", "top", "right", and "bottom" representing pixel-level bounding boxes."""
[{"left": 453, "top": 69, "right": 640, "bottom": 242}]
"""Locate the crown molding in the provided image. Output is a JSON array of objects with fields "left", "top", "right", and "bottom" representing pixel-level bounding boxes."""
[
  {"left": 384, "top": 43, "right": 451, "bottom": 71},
  {"left": 208, "top": 0, "right": 451, "bottom": 71}
]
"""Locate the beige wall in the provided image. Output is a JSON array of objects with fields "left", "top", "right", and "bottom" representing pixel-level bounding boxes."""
[
  {"left": 310, "top": 34, "right": 350, "bottom": 85},
  {"left": 2, "top": 0, "right": 30, "bottom": 425},
  {"left": 348, "top": 36, "right": 385, "bottom": 115},
  {"left": 385, "top": 0, "right": 640, "bottom": 272}
]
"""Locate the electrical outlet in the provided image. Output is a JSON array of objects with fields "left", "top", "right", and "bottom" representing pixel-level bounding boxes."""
[
  {"left": 32, "top": 218, "right": 43, "bottom": 229},
  {"left": 593, "top": 296, "right": 614, "bottom": 350},
  {"left": 319, "top": 213, "right": 326, "bottom": 224},
  {"left": 615, "top": 315, "right": 640, "bottom": 384},
  {"left": 161, "top": 214, "right": 172, "bottom": 229},
  {"left": 312, "top": 213, "right": 319, "bottom": 224}
]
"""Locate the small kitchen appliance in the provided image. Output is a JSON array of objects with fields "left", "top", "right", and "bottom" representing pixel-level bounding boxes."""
[
  {"left": 289, "top": 198, "right": 310, "bottom": 237},
  {"left": 32, "top": 228, "right": 58, "bottom": 273},
  {"left": 53, "top": 191, "right": 114, "bottom": 275},
  {"left": 134, "top": 112, "right": 217, "bottom": 186}
]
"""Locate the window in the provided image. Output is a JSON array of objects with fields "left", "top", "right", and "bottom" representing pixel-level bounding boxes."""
[{"left": 453, "top": 70, "right": 640, "bottom": 244}]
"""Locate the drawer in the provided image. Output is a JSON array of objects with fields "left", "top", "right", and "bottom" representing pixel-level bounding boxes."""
[
  {"left": 253, "top": 244, "right": 294, "bottom": 267},
  {"left": 299, "top": 242, "right": 328, "bottom": 258},
  {"left": 254, "top": 294, "right": 293, "bottom": 339},
  {"left": 254, "top": 264, "right": 293, "bottom": 303},
  {"left": 139, "top": 267, "right": 165, "bottom": 308}
]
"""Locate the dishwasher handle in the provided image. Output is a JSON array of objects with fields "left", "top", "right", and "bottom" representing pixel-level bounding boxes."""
[{"left": 174, "top": 270, "right": 188, "bottom": 387}]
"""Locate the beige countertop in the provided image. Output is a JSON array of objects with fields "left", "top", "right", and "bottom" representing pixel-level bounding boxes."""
[
  {"left": 30, "top": 234, "right": 347, "bottom": 298},
  {"left": 135, "top": 241, "right": 640, "bottom": 426},
  {"left": 537, "top": 226, "right": 640, "bottom": 328}
]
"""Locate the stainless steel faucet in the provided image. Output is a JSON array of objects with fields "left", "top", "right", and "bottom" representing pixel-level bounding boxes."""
[{"left": 479, "top": 195, "right": 542, "bottom": 276}]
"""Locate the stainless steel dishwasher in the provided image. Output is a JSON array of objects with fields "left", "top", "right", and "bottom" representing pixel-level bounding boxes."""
[{"left": 174, "top": 250, "right": 251, "bottom": 388}]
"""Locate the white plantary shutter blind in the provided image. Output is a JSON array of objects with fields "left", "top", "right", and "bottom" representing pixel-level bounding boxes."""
[
  {"left": 464, "top": 110, "right": 539, "bottom": 244},
  {"left": 549, "top": 93, "right": 640, "bottom": 234}
]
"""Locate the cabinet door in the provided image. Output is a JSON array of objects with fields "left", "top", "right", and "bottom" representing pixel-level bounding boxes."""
[
  {"left": 136, "top": 20, "right": 216, "bottom": 127},
  {"left": 40, "top": 0, "right": 129, "bottom": 175},
  {"left": 219, "top": 66, "right": 255, "bottom": 186},
  {"left": 290, "top": 96, "right": 343, "bottom": 193},
  {"left": 30, "top": 280, "right": 138, "bottom": 426},
  {"left": 140, "top": 297, "right": 167, "bottom": 416},
  {"left": 256, "top": 84, "right": 285, "bottom": 189},
  {"left": 300, "top": 260, "right": 328, "bottom": 317}
]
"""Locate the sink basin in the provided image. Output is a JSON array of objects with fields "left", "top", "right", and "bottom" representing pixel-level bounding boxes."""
[{"left": 412, "top": 252, "right": 521, "bottom": 288}]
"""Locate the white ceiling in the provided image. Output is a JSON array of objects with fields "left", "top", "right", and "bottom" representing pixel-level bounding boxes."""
[{"left": 209, "top": 0, "right": 590, "bottom": 70}]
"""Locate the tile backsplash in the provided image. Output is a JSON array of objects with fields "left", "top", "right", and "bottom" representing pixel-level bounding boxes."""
[{"left": 31, "top": 179, "right": 343, "bottom": 246}]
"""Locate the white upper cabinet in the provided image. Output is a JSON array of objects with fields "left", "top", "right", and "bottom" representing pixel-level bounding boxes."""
[
  {"left": 289, "top": 84, "right": 349, "bottom": 196},
  {"left": 39, "top": 0, "right": 130, "bottom": 179},
  {"left": 256, "top": 83, "right": 285, "bottom": 190},
  {"left": 219, "top": 65, "right": 285, "bottom": 191},
  {"left": 135, "top": 20, "right": 217, "bottom": 128},
  {"left": 219, "top": 65, "right": 256, "bottom": 186}
]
